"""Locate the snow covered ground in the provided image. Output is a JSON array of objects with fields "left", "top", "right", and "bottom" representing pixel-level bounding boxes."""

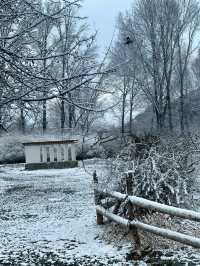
[
  {"left": 0, "top": 159, "right": 200, "bottom": 265},
  {"left": 0, "top": 159, "right": 138, "bottom": 265}
]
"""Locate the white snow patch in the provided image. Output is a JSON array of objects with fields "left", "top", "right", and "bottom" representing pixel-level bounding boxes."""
[{"left": 0, "top": 160, "right": 129, "bottom": 263}]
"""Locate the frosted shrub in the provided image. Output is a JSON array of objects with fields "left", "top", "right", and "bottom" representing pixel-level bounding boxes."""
[
  {"left": 0, "top": 135, "right": 25, "bottom": 163},
  {"left": 77, "top": 142, "right": 106, "bottom": 159},
  {"left": 133, "top": 146, "right": 194, "bottom": 206},
  {"left": 107, "top": 142, "right": 138, "bottom": 192},
  {"left": 110, "top": 138, "right": 195, "bottom": 207},
  {"left": 86, "top": 143, "right": 106, "bottom": 159}
]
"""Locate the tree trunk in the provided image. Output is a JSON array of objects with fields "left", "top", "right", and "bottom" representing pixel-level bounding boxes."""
[
  {"left": 180, "top": 77, "right": 185, "bottom": 135},
  {"left": 184, "top": 99, "right": 190, "bottom": 134},
  {"left": 129, "top": 88, "right": 134, "bottom": 135},
  {"left": 61, "top": 97, "right": 65, "bottom": 133},
  {"left": 68, "top": 105, "right": 73, "bottom": 129},
  {"left": 20, "top": 107, "right": 25, "bottom": 134},
  {"left": 155, "top": 108, "right": 162, "bottom": 133},
  {"left": 42, "top": 52, "right": 47, "bottom": 133},
  {"left": 167, "top": 88, "right": 173, "bottom": 133},
  {"left": 68, "top": 92, "right": 75, "bottom": 129},
  {"left": 42, "top": 98, "right": 47, "bottom": 133},
  {"left": 178, "top": 40, "right": 185, "bottom": 136},
  {"left": 121, "top": 92, "right": 126, "bottom": 138}
]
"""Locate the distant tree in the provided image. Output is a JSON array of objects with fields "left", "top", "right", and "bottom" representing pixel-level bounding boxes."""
[
  {"left": 113, "top": 0, "right": 200, "bottom": 134},
  {"left": 54, "top": 1, "right": 99, "bottom": 132},
  {"left": 109, "top": 13, "right": 141, "bottom": 138},
  {"left": 0, "top": 0, "right": 111, "bottom": 134}
]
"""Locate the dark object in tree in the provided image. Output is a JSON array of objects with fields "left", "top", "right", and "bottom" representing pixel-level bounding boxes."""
[{"left": 125, "top": 36, "right": 133, "bottom": 45}]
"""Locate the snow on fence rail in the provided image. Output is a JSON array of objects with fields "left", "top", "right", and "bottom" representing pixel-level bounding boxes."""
[
  {"left": 93, "top": 171, "right": 200, "bottom": 251},
  {"left": 98, "top": 190, "right": 200, "bottom": 222}
]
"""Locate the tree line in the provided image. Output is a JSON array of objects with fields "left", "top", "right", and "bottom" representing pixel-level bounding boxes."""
[
  {"left": 2, "top": 0, "right": 200, "bottom": 137},
  {"left": 109, "top": 0, "right": 200, "bottom": 136},
  {"left": 0, "top": 0, "right": 109, "bottom": 134}
]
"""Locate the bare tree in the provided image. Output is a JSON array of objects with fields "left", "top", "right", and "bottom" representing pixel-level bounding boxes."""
[
  {"left": 0, "top": 0, "right": 111, "bottom": 134},
  {"left": 109, "top": 13, "right": 141, "bottom": 138},
  {"left": 176, "top": 2, "right": 200, "bottom": 134},
  {"left": 112, "top": 0, "right": 200, "bottom": 135},
  {"left": 55, "top": 1, "right": 99, "bottom": 131}
]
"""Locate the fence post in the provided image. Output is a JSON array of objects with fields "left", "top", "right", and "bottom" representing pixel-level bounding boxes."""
[
  {"left": 125, "top": 171, "right": 141, "bottom": 255},
  {"left": 126, "top": 171, "right": 133, "bottom": 195},
  {"left": 93, "top": 171, "right": 103, "bottom": 225}
]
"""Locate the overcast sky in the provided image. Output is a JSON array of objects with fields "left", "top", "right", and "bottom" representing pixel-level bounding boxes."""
[{"left": 81, "top": 0, "right": 133, "bottom": 56}]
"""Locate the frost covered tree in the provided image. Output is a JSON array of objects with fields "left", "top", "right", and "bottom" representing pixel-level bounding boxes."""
[
  {"left": 109, "top": 13, "right": 141, "bottom": 138},
  {"left": 112, "top": 0, "right": 200, "bottom": 134},
  {"left": 55, "top": 1, "right": 98, "bottom": 131},
  {"left": 0, "top": 0, "right": 110, "bottom": 133}
]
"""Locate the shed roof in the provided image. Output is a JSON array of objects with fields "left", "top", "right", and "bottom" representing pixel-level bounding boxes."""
[{"left": 23, "top": 139, "right": 78, "bottom": 146}]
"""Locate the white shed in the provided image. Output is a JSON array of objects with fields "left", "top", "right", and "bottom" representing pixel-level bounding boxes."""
[{"left": 23, "top": 139, "right": 78, "bottom": 170}]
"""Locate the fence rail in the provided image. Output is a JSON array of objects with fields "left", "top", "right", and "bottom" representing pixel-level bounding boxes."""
[
  {"left": 98, "top": 190, "right": 200, "bottom": 222},
  {"left": 93, "top": 171, "right": 200, "bottom": 252}
]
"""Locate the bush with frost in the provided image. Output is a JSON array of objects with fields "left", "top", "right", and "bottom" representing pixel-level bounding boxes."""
[
  {"left": 0, "top": 135, "right": 25, "bottom": 163},
  {"left": 109, "top": 137, "right": 196, "bottom": 207}
]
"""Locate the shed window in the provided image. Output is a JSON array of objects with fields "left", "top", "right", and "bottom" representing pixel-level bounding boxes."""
[
  {"left": 40, "top": 146, "right": 43, "bottom": 162},
  {"left": 46, "top": 147, "right": 50, "bottom": 162},
  {"left": 68, "top": 146, "right": 72, "bottom": 161},
  {"left": 61, "top": 146, "right": 64, "bottom": 161},
  {"left": 54, "top": 147, "right": 57, "bottom": 162}
]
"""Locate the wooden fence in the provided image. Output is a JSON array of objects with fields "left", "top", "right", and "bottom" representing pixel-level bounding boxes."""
[{"left": 93, "top": 171, "right": 200, "bottom": 253}]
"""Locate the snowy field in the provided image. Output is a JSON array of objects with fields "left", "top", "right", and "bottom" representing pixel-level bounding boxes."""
[
  {"left": 0, "top": 159, "right": 200, "bottom": 266},
  {"left": 0, "top": 159, "right": 138, "bottom": 266}
]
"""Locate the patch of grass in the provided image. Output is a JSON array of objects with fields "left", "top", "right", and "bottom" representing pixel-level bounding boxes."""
[
  {"left": 5, "top": 185, "right": 32, "bottom": 194},
  {"left": 0, "top": 250, "right": 129, "bottom": 266},
  {"left": 62, "top": 188, "right": 76, "bottom": 195},
  {"left": 34, "top": 187, "right": 76, "bottom": 195},
  {"left": 0, "top": 209, "right": 15, "bottom": 221},
  {"left": 22, "top": 213, "right": 38, "bottom": 220}
]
